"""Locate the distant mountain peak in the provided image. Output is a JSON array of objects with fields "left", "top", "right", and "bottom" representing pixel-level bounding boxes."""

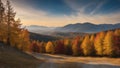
[{"left": 27, "top": 22, "right": 120, "bottom": 34}]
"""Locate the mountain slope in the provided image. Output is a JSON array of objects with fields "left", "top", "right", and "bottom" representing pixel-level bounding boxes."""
[
  {"left": 56, "top": 23, "right": 120, "bottom": 33},
  {"left": 0, "top": 42, "right": 41, "bottom": 68},
  {"left": 29, "top": 32, "right": 60, "bottom": 42}
]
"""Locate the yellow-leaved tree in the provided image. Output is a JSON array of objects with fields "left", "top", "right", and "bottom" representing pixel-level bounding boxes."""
[
  {"left": 46, "top": 41, "right": 54, "bottom": 54},
  {"left": 0, "top": 0, "right": 31, "bottom": 52},
  {"left": 114, "top": 29, "right": 120, "bottom": 36},
  {"left": 18, "top": 29, "right": 30, "bottom": 52},
  {"left": 90, "top": 34, "right": 95, "bottom": 56},
  {"left": 81, "top": 35, "right": 93, "bottom": 56},
  {"left": 10, "top": 19, "right": 21, "bottom": 47},
  {"left": 103, "top": 31, "right": 114, "bottom": 57},
  {"left": 94, "top": 32, "right": 105, "bottom": 56},
  {"left": 64, "top": 39, "right": 72, "bottom": 55}
]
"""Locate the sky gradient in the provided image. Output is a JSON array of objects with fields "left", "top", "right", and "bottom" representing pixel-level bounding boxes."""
[{"left": 4, "top": 0, "right": 120, "bottom": 26}]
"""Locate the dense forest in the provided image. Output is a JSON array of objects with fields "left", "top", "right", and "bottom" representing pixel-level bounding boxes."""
[
  {"left": 0, "top": 0, "right": 120, "bottom": 57},
  {"left": 31, "top": 29, "right": 120, "bottom": 57},
  {"left": 0, "top": 0, "right": 30, "bottom": 51}
]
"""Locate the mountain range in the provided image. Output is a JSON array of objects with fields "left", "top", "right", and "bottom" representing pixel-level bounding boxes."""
[{"left": 26, "top": 22, "right": 120, "bottom": 35}]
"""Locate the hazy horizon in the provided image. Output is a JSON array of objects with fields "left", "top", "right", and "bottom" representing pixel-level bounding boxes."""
[{"left": 3, "top": 0, "right": 120, "bottom": 27}]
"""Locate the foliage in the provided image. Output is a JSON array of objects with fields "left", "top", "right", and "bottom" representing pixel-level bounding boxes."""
[
  {"left": 0, "top": 0, "right": 30, "bottom": 52},
  {"left": 103, "top": 31, "right": 114, "bottom": 57},
  {"left": 81, "top": 35, "right": 94, "bottom": 56},
  {"left": 54, "top": 40, "right": 65, "bottom": 54},
  {"left": 113, "top": 29, "right": 120, "bottom": 56},
  {"left": 64, "top": 39, "right": 72, "bottom": 55},
  {"left": 94, "top": 32, "right": 105, "bottom": 56},
  {"left": 30, "top": 29, "right": 120, "bottom": 57},
  {"left": 45, "top": 41, "right": 54, "bottom": 54},
  {"left": 72, "top": 37, "right": 80, "bottom": 56},
  {"left": 31, "top": 41, "right": 39, "bottom": 52}
]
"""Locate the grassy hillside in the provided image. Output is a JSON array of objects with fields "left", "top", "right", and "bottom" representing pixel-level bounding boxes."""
[{"left": 0, "top": 42, "right": 41, "bottom": 68}]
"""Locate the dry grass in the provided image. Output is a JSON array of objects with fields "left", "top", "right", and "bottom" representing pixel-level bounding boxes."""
[
  {"left": 31, "top": 53, "right": 120, "bottom": 68},
  {"left": 0, "top": 43, "right": 42, "bottom": 68}
]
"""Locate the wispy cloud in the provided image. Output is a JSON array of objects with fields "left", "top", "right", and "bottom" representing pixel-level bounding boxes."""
[
  {"left": 3, "top": 0, "right": 120, "bottom": 27},
  {"left": 90, "top": 0, "right": 107, "bottom": 15}
]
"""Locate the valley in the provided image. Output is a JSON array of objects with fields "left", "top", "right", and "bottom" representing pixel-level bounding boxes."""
[{"left": 0, "top": 0, "right": 120, "bottom": 68}]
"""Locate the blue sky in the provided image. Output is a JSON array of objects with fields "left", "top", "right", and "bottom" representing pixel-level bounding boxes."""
[{"left": 5, "top": 0, "right": 120, "bottom": 26}]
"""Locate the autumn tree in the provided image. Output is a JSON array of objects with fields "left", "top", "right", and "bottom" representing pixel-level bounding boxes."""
[
  {"left": 10, "top": 19, "right": 21, "bottom": 47},
  {"left": 114, "top": 29, "right": 120, "bottom": 36},
  {"left": 103, "top": 31, "right": 114, "bottom": 57},
  {"left": 31, "top": 41, "right": 39, "bottom": 52},
  {"left": 90, "top": 34, "right": 95, "bottom": 43},
  {"left": 72, "top": 39, "right": 80, "bottom": 56},
  {"left": 39, "top": 41, "right": 46, "bottom": 53},
  {"left": 0, "top": 0, "right": 4, "bottom": 25},
  {"left": 81, "top": 35, "right": 93, "bottom": 56},
  {"left": 113, "top": 29, "right": 120, "bottom": 56},
  {"left": 18, "top": 29, "right": 30, "bottom": 51},
  {"left": 0, "top": 0, "right": 22, "bottom": 46},
  {"left": 94, "top": 32, "right": 105, "bottom": 56},
  {"left": 0, "top": 0, "right": 3, "bottom": 23},
  {"left": 90, "top": 34, "right": 95, "bottom": 56},
  {"left": 64, "top": 39, "right": 72, "bottom": 55},
  {"left": 55, "top": 40, "right": 65, "bottom": 54},
  {"left": 72, "top": 36, "right": 81, "bottom": 56},
  {"left": 0, "top": 0, "right": 5, "bottom": 42},
  {"left": 46, "top": 41, "right": 54, "bottom": 54},
  {"left": 6, "top": 0, "right": 16, "bottom": 45},
  {"left": 0, "top": 0, "right": 31, "bottom": 53}
]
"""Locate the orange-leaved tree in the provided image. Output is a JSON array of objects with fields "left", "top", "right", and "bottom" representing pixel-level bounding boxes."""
[{"left": 46, "top": 41, "right": 54, "bottom": 54}]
